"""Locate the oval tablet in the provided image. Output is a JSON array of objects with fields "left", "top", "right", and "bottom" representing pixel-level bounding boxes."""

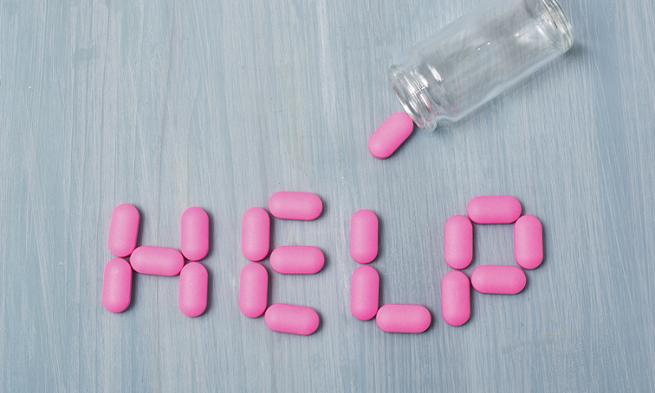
[
  {"left": 268, "top": 192, "right": 323, "bottom": 221},
  {"left": 441, "top": 271, "right": 471, "bottom": 326},
  {"left": 179, "top": 262, "right": 208, "bottom": 317},
  {"left": 270, "top": 246, "right": 325, "bottom": 275},
  {"left": 264, "top": 304, "right": 320, "bottom": 336},
  {"left": 376, "top": 304, "right": 432, "bottom": 334},
  {"left": 350, "top": 210, "right": 379, "bottom": 264},
  {"left": 444, "top": 215, "right": 473, "bottom": 269},
  {"left": 350, "top": 266, "right": 380, "bottom": 321},
  {"left": 242, "top": 207, "right": 270, "bottom": 262},
  {"left": 130, "top": 246, "right": 184, "bottom": 276},
  {"left": 514, "top": 215, "right": 544, "bottom": 270},
  {"left": 471, "top": 265, "right": 527, "bottom": 295},
  {"left": 102, "top": 258, "right": 132, "bottom": 313},
  {"left": 368, "top": 112, "right": 415, "bottom": 160},
  {"left": 108, "top": 204, "right": 140, "bottom": 257},
  {"left": 467, "top": 196, "right": 522, "bottom": 224},
  {"left": 239, "top": 263, "right": 268, "bottom": 318},
  {"left": 180, "top": 207, "right": 210, "bottom": 261}
]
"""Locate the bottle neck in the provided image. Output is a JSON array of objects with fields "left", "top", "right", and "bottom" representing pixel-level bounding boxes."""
[{"left": 390, "top": 65, "right": 444, "bottom": 131}]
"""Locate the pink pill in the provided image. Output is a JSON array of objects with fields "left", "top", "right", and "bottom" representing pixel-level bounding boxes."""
[
  {"left": 102, "top": 258, "right": 132, "bottom": 313},
  {"left": 180, "top": 207, "right": 210, "bottom": 261},
  {"left": 350, "top": 209, "right": 379, "bottom": 264},
  {"left": 242, "top": 207, "right": 271, "bottom": 262},
  {"left": 268, "top": 192, "right": 323, "bottom": 221},
  {"left": 467, "top": 196, "right": 522, "bottom": 224},
  {"left": 179, "top": 262, "right": 208, "bottom": 318},
  {"left": 514, "top": 215, "right": 544, "bottom": 270},
  {"left": 471, "top": 265, "right": 527, "bottom": 295},
  {"left": 130, "top": 246, "right": 184, "bottom": 276},
  {"left": 350, "top": 266, "right": 380, "bottom": 321},
  {"left": 108, "top": 204, "right": 140, "bottom": 257},
  {"left": 239, "top": 263, "right": 268, "bottom": 318},
  {"left": 444, "top": 215, "right": 473, "bottom": 269},
  {"left": 368, "top": 112, "right": 415, "bottom": 160},
  {"left": 376, "top": 304, "right": 432, "bottom": 334},
  {"left": 270, "top": 246, "right": 325, "bottom": 275},
  {"left": 441, "top": 271, "right": 471, "bottom": 327},
  {"left": 264, "top": 304, "right": 320, "bottom": 336}
]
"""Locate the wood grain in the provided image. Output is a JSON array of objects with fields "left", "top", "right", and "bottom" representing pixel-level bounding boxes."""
[{"left": 1, "top": 0, "right": 654, "bottom": 392}]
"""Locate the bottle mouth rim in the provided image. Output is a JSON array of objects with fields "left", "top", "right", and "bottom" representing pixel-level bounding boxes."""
[
  {"left": 541, "top": 0, "right": 574, "bottom": 50},
  {"left": 389, "top": 66, "right": 439, "bottom": 130}
]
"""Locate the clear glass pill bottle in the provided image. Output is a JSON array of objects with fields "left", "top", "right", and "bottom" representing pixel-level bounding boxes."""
[{"left": 390, "top": 0, "right": 573, "bottom": 130}]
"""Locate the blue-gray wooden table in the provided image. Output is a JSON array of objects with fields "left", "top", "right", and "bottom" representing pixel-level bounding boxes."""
[{"left": 1, "top": 1, "right": 654, "bottom": 392}]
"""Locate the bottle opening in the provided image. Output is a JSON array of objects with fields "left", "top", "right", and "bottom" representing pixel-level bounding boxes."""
[
  {"left": 538, "top": 0, "right": 574, "bottom": 50},
  {"left": 389, "top": 66, "right": 441, "bottom": 130}
]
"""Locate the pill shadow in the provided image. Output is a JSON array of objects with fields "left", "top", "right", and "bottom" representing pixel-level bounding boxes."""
[
  {"left": 205, "top": 210, "right": 216, "bottom": 259},
  {"left": 468, "top": 286, "right": 476, "bottom": 327},
  {"left": 268, "top": 210, "right": 276, "bottom": 258},
  {"left": 204, "top": 266, "right": 214, "bottom": 315},
  {"left": 134, "top": 204, "right": 144, "bottom": 250},
  {"left": 377, "top": 271, "right": 385, "bottom": 308},
  {"left": 128, "top": 268, "right": 139, "bottom": 311},
  {"left": 314, "top": 309, "right": 324, "bottom": 335},
  {"left": 264, "top": 264, "right": 272, "bottom": 307},
  {"left": 540, "top": 221, "right": 548, "bottom": 269},
  {"left": 377, "top": 214, "right": 384, "bottom": 262}
]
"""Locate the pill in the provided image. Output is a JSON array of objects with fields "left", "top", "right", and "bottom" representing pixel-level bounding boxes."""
[
  {"left": 108, "top": 204, "right": 140, "bottom": 257},
  {"left": 239, "top": 263, "right": 269, "bottom": 318},
  {"left": 264, "top": 304, "right": 320, "bottom": 336},
  {"left": 444, "top": 215, "right": 473, "bottom": 269},
  {"left": 376, "top": 304, "right": 432, "bottom": 334},
  {"left": 270, "top": 246, "right": 325, "bottom": 275},
  {"left": 441, "top": 271, "right": 471, "bottom": 326},
  {"left": 368, "top": 112, "right": 415, "bottom": 160},
  {"left": 467, "top": 196, "right": 522, "bottom": 224},
  {"left": 180, "top": 207, "right": 210, "bottom": 261},
  {"left": 350, "top": 266, "right": 380, "bottom": 321},
  {"left": 514, "top": 215, "right": 544, "bottom": 270},
  {"left": 268, "top": 192, "right": 323, "bottom": 221},
  {"left": 471, "top": 265, "right": 527, "bottom": 295},
  {"left": 179, "top": 262, "right": 208, "bottom": 318},
  {"left": 102, "top": 258, "right": 132, "bottom": 313},
  {"left": 349, "top": 209, "right": 379, "bottom": 264},
  {"left": 241, "top": 207, "right": 271, "bottom": 262},
  {"left": 130, "top": 246, "right": 184, "bottom": 276}
]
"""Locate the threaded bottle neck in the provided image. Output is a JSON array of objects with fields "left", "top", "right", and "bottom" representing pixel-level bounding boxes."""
[{"left": 389, "top": 65, "right": 443, "bottom": 130}]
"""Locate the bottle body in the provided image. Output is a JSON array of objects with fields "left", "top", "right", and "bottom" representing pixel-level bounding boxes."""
[{"left": 390, "top": 0, "right": 573, "bottom": 130}]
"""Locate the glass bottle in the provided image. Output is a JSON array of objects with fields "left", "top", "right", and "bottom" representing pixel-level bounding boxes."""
[{"left": 390, "top": 0, "right": 573, "bottom": 130}]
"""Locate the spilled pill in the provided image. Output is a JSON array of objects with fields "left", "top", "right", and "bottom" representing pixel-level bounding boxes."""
[
  {"left": 444, "top": 215, "right": 473, "bottom": 269},
  {"left": 350, "top": 209, "right": 379, "bottom": 264},
  {"left": 368, "top": 112, "right": 415, "bottom": 160},
  {"left": 376, "top": 304, "right": 432, "bottom": 334},
  {"left": 467, "top": 196, "right": 522, "bottom": 224},
  {"left": 239, "top": 263, "right": 268, "bottom": 318},
  {"left": 350, "top": 266, "right": 380, "bottom": 321},
  {"left": 471, "top": 265, "right": 526, "bottom": 295},
  {"left": 514, "top": 215, "right": 544, "bottom": 270},
  {"left": 179, "top": 262, "right": 208, "bottom": 318},
  {"left": 108, "top": 204, "right": 140, "bottom": 257},
  {"left": 270, "top": 246, "right": 325, "bottom": 275},
  {"left": 241, "top": 207, "right": 271, "bottom": 262},
  {"left": 130, "top": 246, "right": 184, "bottom": 276},
  {"left": 264, "top": 304, "right": 320, "bottom": 336},
  {"left": 180, "top": 207, "right": 210, "bottom": 261},
  {"left": 441, "top": 270, "right": 471, "bottom": 327},
  {"left": 268, "top": 192, "right": 323, "bottom": 221},
  {"left": 102, "top": 258, "right": 132, "bottom": 313}
]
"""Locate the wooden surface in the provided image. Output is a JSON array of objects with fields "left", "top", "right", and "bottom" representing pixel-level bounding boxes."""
[{"left": 1, "top": 0, "right": 654, "bottom": 392}]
